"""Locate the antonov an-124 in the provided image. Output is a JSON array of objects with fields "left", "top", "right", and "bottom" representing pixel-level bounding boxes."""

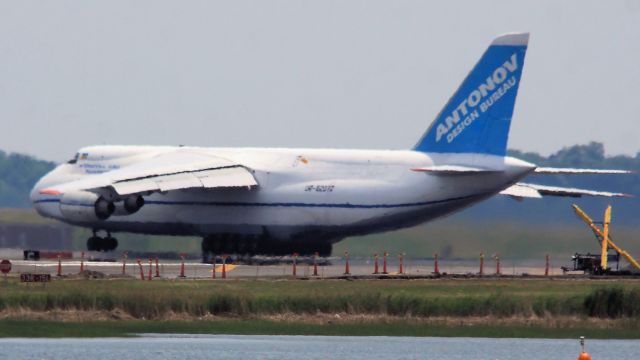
[{"left": 31, "top": 33, "right": 632, "bottom": 257}]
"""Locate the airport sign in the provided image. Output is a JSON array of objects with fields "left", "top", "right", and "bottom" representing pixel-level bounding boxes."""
[
  {"left": 0, "top": 259, "right": 11, "bottom": 274},
  {"left": 20, "top": 273, "right": 51, "bottom": 283}
]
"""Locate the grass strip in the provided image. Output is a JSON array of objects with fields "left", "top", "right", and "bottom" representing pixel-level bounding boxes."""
[
  {"left": 1, "top": 280, "right": 639, "bottom": 319},
  {"left": 0, "top": 319, "right": 639, "bottom": 339}
]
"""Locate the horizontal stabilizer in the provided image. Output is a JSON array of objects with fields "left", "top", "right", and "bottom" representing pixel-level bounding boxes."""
[
  {"left": 411, "top": 165, "right": 502, "bottom": 175},
  {"left": 499, "top": 184, "right": 542, "bottom": 199},
  {"left": 500, "top": 182, "right": 633, "bottom": 199},
  {"left": 534, "top": 167, "right": 635, "bottom": 175}
]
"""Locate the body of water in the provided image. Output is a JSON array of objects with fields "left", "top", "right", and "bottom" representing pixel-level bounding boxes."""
[{"left": 0, "top": 334, "right": 637, "bottom": 360}]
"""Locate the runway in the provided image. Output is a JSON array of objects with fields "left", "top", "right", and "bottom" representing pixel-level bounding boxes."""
[{"left": 6, "top": 257, "right": 559, "bottom": 280}]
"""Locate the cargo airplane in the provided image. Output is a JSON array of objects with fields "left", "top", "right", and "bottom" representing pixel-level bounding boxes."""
[{"left": 31, "top": 33, "right": 632, "bottom": 257}]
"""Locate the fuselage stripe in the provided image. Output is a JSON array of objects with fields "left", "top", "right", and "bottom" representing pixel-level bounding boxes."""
[{"left": 33, "top": 192, "right": 491, "bottom": 209}]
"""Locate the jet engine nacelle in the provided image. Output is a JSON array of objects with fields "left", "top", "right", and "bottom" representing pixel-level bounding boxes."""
[
  {"left": 113, "top": 195, "right": 145, "bottom": 216},
  {"left": 59, "top": 191, "right": 115, "bottom": 222}
]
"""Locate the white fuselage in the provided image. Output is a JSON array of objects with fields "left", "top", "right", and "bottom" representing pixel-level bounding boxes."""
[{"left": 31, "top": 145, "right": 535, "bottom": 244}]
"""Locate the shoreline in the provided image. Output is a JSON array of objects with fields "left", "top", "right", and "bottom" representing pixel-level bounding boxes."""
[{"left": 1, "top": 317, "right": 639, "bottom": 339}]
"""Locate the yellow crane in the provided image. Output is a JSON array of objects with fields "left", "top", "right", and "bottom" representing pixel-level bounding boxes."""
[{"left": 572, "top": 204, "right": 640, "bottom": 271}]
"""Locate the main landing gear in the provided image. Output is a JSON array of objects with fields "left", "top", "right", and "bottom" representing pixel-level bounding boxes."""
[
  {"left": 87, "top": 230, "right": 118, "bottom": 252},
  {"left": 200, "top": 234, "right": 333, "bottom": 261}
]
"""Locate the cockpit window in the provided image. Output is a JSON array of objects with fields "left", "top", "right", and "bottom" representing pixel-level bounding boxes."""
[{"left": 67, "top": 153, "right": 79, "bottom": 164}]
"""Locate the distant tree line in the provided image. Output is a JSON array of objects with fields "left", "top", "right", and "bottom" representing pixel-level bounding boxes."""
[{"left": 0, "top": 150, "right": 55, "bottom": 208}]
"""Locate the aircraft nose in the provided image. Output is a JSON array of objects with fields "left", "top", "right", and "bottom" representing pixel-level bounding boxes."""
[
  {"left": 30, "top": 169, "right": 62, "bottom": 218},
  {"left": 30, "top": 177, "right": 48, "bottom": 215}
]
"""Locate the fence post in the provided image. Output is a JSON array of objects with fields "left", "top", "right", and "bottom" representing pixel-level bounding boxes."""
[
  {"left": 545, "top": 254, "right": 550, "bottom": 276},
  {"left": 398, "top": 253, "right": 404, "bottom": 274},
  {"left": 154, "top": 257, "right": 161, "bottom": 278},
  {"left": 434, "top": 253, "right": 439, "bottom": 274},
  {"left": 148, "top": 258, "right": 153, "bottom": 281},
  {"left": 292, "top": 253, "right": 298, "bottom": 277},
  {"left": 122, "top": 252, "right": 128, "bottom": 275},
  {"left": 212, "top": 255, "right": 217, "bottom": 279},
  {"left": 479, "top": 252, "right": 484, "bottom": 276},
  {"left": 136, "top": 259, "right": 144, "bottom": 280},
  {"left": 312, "top": 252, "right": 319, "bottom": 276},
  {"left": 57, "top": 254, "right": 62, "bottom": 277},
  {"left": 373, "top": 253, "right": 379, "bottom": 274},
  {"left": 382, "top": 251, "right": 388, "bottom": 274},
  {"left": 222, "top": 255, "right": 227, "bottom": 279},
  {"left": 178, "top": 253, "right": 186, "bottom": 278},
  {"left": 495, "top": 254, "right": 501, "bottom": 275},
  {"left": 79, "top": 251, "right": 85, "bottom": 273}
]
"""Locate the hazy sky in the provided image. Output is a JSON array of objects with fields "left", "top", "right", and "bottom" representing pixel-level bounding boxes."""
[{"left": 1, "top": 0, "right": 639, "bottom": 162}]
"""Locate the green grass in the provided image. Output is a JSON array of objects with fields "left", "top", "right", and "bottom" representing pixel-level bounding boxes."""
[
  {"left": 0, "top": 319, "right": 639, "bottom": 339},
  {"left": 1, "top": 278, "right": 640, "bottom": 337},
  {"left": 0, "top": 208, "right": 57, "bottom": 225},
  {"left": 1, "top": 278, "right": 640, "bottom": 319}
]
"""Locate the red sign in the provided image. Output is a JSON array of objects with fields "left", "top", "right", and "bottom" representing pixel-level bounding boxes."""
[
  {"left": 0, "top": 260, "right": 11, "bottom": 274},
  {"left": 20, "top": 273, "right": 51, "bottom": 283}
]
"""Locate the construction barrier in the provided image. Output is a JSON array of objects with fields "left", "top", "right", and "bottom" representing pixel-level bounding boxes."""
[
  {"left": 222, "top": 255, "right": 228, "bottom": 279},
  {"left": 27, "top": 251, "right": 586, "bottom": 280}
]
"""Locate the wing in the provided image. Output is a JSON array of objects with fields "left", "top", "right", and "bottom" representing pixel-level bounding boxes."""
[
  {"left": 44, "top": 150, "right": 258, "bottom": 196},
  {"left": 534, "top": 167, "right": 635, "bottom": 174},
  {"left": 500, "top": 182, "right": 632, "bottom": 200}
]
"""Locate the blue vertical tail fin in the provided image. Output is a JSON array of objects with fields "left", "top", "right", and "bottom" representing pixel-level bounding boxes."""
[{"left": 414, "top": 33, "right": 529, "bottom": 156}]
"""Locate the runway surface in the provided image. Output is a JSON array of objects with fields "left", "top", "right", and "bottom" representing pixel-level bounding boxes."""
[{"left": 5, "top": 256, "right": 558, "bottom": 279}]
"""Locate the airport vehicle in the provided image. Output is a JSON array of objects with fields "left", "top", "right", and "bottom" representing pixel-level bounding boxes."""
[
  {"left": 30, "top": 33, "right": 632, "bottom": 256},
  {"left": 565, "top": 204, "right": 640, "bottom": 275}
]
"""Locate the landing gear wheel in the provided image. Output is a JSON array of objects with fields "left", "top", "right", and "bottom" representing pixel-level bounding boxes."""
[
  {"left": 104, "top": 237, "right": 118, "bottom": 251},
  {"left": 87, "top": 236, "right": 100, "bottom": 251},
  {"left": 87, "top": 235, "right": 118, "bottom": 252}
]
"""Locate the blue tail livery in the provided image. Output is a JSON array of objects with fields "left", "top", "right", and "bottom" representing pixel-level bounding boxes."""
[{"left": 414, "top": 33, "right": 529, "bottom": 156}]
